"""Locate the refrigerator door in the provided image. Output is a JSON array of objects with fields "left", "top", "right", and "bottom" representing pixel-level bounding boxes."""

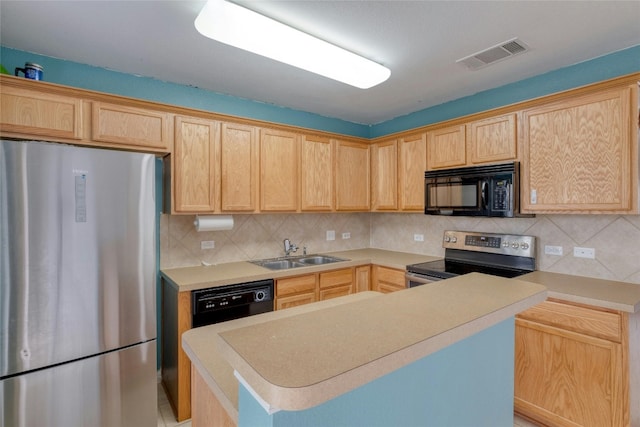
[
  {"left": 0, "top": 140, "right": 156, "bottom": 378},
  {"left": 0, "top": 340, "right": 157, "bottom": 427}
]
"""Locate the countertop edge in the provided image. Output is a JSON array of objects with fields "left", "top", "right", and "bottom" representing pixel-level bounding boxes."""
[
  {"left": 546, "top": 291, "right": 639, "bottom": 313},
  {"left": 217, "top": 287, "right": 547, "bottom": 412}
]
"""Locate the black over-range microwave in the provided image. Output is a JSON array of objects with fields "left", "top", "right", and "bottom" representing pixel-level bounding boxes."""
[{"left": 424, "top": 162, "right": 525, "bottom": 217}]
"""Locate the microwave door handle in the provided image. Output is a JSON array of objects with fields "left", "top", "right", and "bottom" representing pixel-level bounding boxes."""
[{"left": 481, "top": 181, "right": 489, "bottom": 209}]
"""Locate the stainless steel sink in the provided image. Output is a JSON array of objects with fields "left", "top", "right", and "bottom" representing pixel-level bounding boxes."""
[
  {"left": 252, "top": 259, "right": 306, "bottom": 270},
  {"left": 297, "top": 255, "right": 346, "bottom": 265},
  {"left": 250, "top": 254, "right": 347, "bottom": 270}
]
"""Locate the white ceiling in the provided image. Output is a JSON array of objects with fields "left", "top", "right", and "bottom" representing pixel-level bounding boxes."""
[{"left": 1, "top": 1, "right": 639, "bottom": 125}]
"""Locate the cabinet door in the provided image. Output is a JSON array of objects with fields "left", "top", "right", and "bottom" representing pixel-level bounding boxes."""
[
  {"left": 219, "top": 122, "right": 258, "bottom": 212},
  {"left": 1, "top": 85, "right": 83, "bottom": 140},
  {"left": 467, "top": 113, "right": 516, "bottom": 164},
  {"left": 371, "top": 139, "right": 398, "bottom": 211},
  {"left": 260, "top": 128, "right": 299, "bottom": 211},
  {"left": 521, "top": 86, "right": 636, "bottom": 213},
  {"left": 371, "top": 266, "right": 405, "bottom": 293},
  {"left": 335, "top": 140, "right": 370, "bottom": 211},
  {"left": 426, "top": 124, "right": 466, "bottom": 170},
  {"left": 515, "top": 318, "right": 627, "bottom": 427},
  {"left": 319, "top": 268, "right": 354, "bottom": 301},
  {"left": 301, "top": 135, "right": 333, "bottom": 211},
  {"left": 398, "top": 133, "right": 427, "bottom": 211},
  {"left": 92, "top": 102, "right": 172, "bottom": 151},
  {"left": 275, "top": 274, "right": 317, "bottom": 310},
  {"left": 173, "top": 116, "right": 218, "bottom": 213},
  {"left": 355, "top": 265, "right": 371, "bottom": 292}
]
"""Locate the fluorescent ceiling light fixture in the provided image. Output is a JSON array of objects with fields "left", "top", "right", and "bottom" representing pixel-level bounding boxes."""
[{"left": 194, "top": 0, "right": 391, "bottom": 89}]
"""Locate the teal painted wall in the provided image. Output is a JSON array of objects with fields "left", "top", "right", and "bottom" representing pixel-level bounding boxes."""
[
  {"left": 370, "top": 45, "right": 640, "bottom": 137},
  {"left": 2, "top": 44, "right": 639, "bottom": 139},
  {"left": 238, "top": 318, "right": 515, "bottom": 427},
  {"left": 0, "top": 46, "right": 370, "bottom": 138}
]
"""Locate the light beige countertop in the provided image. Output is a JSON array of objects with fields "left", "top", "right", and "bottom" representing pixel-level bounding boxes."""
[
  {"left": 183, "top": 273, "right": 546, "bottom": 414},
  {"left": 182, "top": 291, "right": 384, "bottom": 424},
  {"left": 520, "top": 271, "right": 640, "bottom": 313},
  {"left": 161, "top": 248, "right": 439, "bottom": 292}
]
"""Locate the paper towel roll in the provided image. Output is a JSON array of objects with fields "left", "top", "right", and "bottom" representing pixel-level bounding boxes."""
[{"left": 194, "top": 215, "right": 234, "bottom": 232}]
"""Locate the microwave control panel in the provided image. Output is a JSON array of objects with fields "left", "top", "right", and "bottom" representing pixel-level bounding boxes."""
[{"left": 491, "top": 178, "right": 511, "bottom": 212}]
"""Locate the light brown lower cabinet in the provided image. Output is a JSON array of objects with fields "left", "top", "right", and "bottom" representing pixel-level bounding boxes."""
[
  {"left": 191, "top": 368, "right": 236, "bottom": 427},
  {"left": 275, "top": 274, "right": 318, "bottom": 310},
  {"left": 275, "top": 267, "right": 355, "bottom": 310},
  {"left": 515, "top": 299, "right": 630, "bottom": 427},
  {"left": 371, "top": 265, "right": 406, "bottom": 293},
  {"left": 319, "top": 268, "right": 354, "bottom": 300}
]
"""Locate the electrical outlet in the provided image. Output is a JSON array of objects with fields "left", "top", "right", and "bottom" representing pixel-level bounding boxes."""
[
  {"left": 342, "top": 232, "right": 351, "bottom": 239},
  {"left": 200, "top": 240, "right": 215, "bottom": 250},
  {"left": 414, "top": 234, "right": 424, "bottom": 242},
  {"left": 574, "top": 247, "right": 595, "bottom": 259},
  {"left": 544, "top": 245, "right": 563, "bottom": 256},
  {"left": 326, "top": 230, "right": 335, "bottom": 241}
]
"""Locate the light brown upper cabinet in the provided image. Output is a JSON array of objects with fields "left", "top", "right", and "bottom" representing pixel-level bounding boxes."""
[
  {"left": 92, "top": 101, "right": 172, "bottom": 152},
  {"left": 220, "top": 122, "right": 258, "bottom": 212},
  {"left": 260, "top": 128, "right": 299, "bottom": 212},
  {"left": 520, "top": 84, "right": 638, "bottom": 214},
  {"left": 0, "top": 84, "right": 83, "bottom": 140},
  {"left": 398, "top": 132, "right": 427, "bottom": 211},
  {"left": 426, "top": 113, "right": 517, "bottom": 170},
  {"left": 371, "top": 139, "right": 398, "bottom": 211},
  {"left": 426, "top": 124, "right": 466, "bottom": 170},
  {"left": 335, "top": 139, "right": 370, "bottom": 211},
  {"left": 300, "top": 134, "right": 334, "bottom": 211},
  {"left": 467, "top": 113, "right": 517, "bottom": 164},
  {"left": 172, "top": 116, "right": 219, "bottom": 213}
]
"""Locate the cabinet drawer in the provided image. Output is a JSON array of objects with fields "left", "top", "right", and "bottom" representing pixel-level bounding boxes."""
[
  {"left": 319, "top": 268, "right": 353, "bottom": 289},
  {"left": 276, "top": 274, "right": 316, "bottom": 297},
  {"left": 517, "top": 299, "right": 622, "bottom": 342}
]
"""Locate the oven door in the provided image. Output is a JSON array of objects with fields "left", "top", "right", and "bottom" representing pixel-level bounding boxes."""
[{"left": 405, "top": 272, "right": 445, "bottom": 288}]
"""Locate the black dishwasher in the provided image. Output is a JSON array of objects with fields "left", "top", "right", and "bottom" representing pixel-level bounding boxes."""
[{"left": 192, "top": 279, "right": 274, "bottom": 328}]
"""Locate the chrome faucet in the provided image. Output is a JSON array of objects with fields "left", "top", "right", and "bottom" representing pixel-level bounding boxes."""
[{"left": 283, "top": 238, "right": 298, "bottom": 256}]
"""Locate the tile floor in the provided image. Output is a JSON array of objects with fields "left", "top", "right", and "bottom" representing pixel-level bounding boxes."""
[
  {"left": 157, "top": 383, "right": 539, "bottom": 427},
  {"left": 157, "top": 384, "right": 191, "bottom": 427}
]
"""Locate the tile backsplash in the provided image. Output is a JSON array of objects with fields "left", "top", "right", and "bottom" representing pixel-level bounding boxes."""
[{"left": 160, "top": 212, "right": 640, "bottom": 285}]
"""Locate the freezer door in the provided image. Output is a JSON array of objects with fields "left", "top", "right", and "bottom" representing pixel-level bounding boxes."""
[
  {"left": 0, "top": 141, "right": 156, "bottom": 378},
  {"left": 0, "top": 340, "right": 157, "bottom": 427}
]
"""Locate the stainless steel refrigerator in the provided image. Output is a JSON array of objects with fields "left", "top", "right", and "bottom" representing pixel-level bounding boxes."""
[{"left": 0, "top": 140, "right": 157, "bottom": 427}]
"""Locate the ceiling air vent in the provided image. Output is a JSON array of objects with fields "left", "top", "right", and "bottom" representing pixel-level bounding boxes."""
[{"left": 456, "top": 38, "right": 529, "bottom": 71}]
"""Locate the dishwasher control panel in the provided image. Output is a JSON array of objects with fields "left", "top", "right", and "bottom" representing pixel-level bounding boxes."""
[{"left": 191, "top": 279, "right": 274, "bottom": 328}]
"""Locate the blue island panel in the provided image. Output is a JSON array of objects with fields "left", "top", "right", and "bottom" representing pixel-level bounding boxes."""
[{"left": 238, "top": 318, "right": 515, "bottom": 427}]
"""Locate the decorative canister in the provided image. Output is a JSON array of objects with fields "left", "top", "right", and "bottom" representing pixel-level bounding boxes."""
[{"left": 15, "top": 62, "right": 44, "bottom": 80}]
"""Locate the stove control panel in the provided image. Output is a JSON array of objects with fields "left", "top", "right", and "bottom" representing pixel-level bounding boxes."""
[{"left": 442, "top": 230, "right": 535, "bottom": 258}]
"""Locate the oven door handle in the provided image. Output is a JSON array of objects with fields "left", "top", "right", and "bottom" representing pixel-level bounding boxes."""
[{"left": 405, "top": 272, "right": 442, "bottom": 288}]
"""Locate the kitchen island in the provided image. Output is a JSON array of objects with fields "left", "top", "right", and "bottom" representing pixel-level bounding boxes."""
[{"left": 183, "top": 273, "right": 546, "bottom": 427}]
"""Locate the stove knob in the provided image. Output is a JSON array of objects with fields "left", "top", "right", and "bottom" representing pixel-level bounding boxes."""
[
  {"left": 444, "top": 236, "right": 451, "bottom": 243},
  {"left": 451, "top": 237, "right": 457, "bottom": 243},
  {"left": 511, "top": 242, "right": 520, "bottom": 249},
  {"left": 521, "top": 242, "right": 530, "bottom": 250},
  {"left": 502, "top": 241, "right": 510, "bottom": 248}
]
